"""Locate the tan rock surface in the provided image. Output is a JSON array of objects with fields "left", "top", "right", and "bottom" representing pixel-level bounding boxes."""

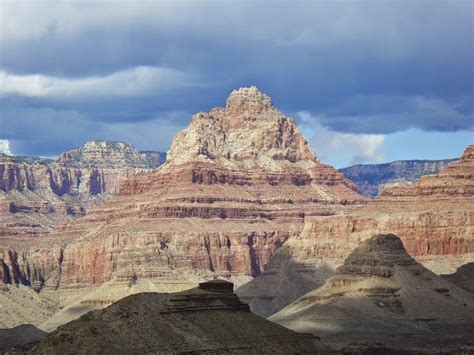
[
  {"left": 238, "top": 145, "right": 474, "bottom": 317},
  {"left": 0, "top": 284, "right": 56, "bottom": 328},
  {"left": 270, "top": 234, "right": 474, "bottom": 354}
]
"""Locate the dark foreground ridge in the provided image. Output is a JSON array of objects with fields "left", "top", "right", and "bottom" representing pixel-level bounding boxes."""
[
  {"left": 28, "top": 280, "right": 334, "bottom": 354},
  {"left": 441, "top": 262, "right": 474, "bottom": 294},
  {"left": 0, "top": 324, "right": 47, "bottom": 353}
]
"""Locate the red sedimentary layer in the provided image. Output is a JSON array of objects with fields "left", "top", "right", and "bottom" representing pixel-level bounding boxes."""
[
  {"left": 0, "top": 87, "right": 366, "bottom": 292},
  {"left": 238, "top": 145, "right": 474, "bottom": 317}
]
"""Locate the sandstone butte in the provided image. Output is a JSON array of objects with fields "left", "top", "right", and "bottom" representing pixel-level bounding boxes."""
[
  {"left": 0, "top": 86, "right": 366, "bottom": 326},
  {"left": 237, "top": 144, "right": 474, "bottom": 317},
  {"left": 0, "top": 141, "right": 163, "bottom": 238},
  {"left": 270, "top": 234, "right": 474, "bottom": 354}
]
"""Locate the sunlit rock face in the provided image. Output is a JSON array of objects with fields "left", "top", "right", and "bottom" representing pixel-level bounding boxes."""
[
  {"left": 238, "top": 145, "right": 474, "bottom": 317},
  {"left": 0, "top": 141, "right": 164, "bottom": 238},
  {"left": 270, "top": 234, "right": 474, "bottom": 354},
  {"left": 0, "top": 87, "right": 366, "bottom": 315}
]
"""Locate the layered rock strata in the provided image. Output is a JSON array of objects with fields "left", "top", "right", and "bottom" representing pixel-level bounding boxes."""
[
  {"left": 238, "top": 145, "right": 474, "bottom": 317},
  {"left": 0, "top": 87, "right": 366, "bottom": 319},
  {"left": 0, "top": 142, "right": 164, "bottom": 237},
  {"left": 340, "top": 158, "right": 457, "bottom": 197},
  {"left": 30, "top": 280, "right": 333, "bottom": 354},
  {"left": 270, "top": 234, "right": 474, "bottom": 354}
]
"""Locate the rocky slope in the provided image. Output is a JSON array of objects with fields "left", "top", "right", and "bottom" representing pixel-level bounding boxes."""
[
  {"left": 340, "top": 159, "right": 457, "bottom": 197},
  {"left": 0, "top": 87, "right": 366, "bottom": 328},
  {"left": 29, "top": 280, "right": 333, "bottom": 354},
  {"left": 0, "top": 284, "right": 56, "bottom": 328},
  {"left": 270, "top": 234, "right": 474, "bottom": 354},
  {"left": 0, "top": 324, "right": 47, "bottom": 353},
  {"left": 0, "top": 141, "right": 164, "bottom": 237},
  {"left": 441, "top": 262, "right": 474, "bottom": 294},
  {"left": 237, "top": 145, "right": 474, "bottom": 317}
]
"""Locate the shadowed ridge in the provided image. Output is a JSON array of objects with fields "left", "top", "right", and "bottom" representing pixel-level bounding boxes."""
[
  {"left": 30, "top": 280, "right": 334, "bottom": 354},
  {"left": 0, "top": 324, "right": 47, "bottom": 352},
  {"left": 441, "top": 262, "right": 474, "bottom": 294}
]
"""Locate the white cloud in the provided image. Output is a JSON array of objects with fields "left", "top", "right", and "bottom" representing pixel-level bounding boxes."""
[
  {"left": 0, "top": 139, "right": 12, "bottom": 155},
  {"left": 0, "top": 66, "right": 195, "bottom": 99},
  {"left": 298, "top": 111, "right": 385, "bottom": 166}
]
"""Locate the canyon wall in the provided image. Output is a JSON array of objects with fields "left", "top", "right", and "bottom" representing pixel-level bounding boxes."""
[
  {"left": 0, "top": 87, "right": 366, "bottom": 307},
  {"left": 0, "top": 142, "right": 164, "bottom": 237},
  {"left": 270, "top": 234, "right": 474, "bottom": 353},
  {"left": 339, "top": 159, "right": 457, "bottom": 197},
  {"left": 238, "top": 145, "right": 474, "bottom": 317}
]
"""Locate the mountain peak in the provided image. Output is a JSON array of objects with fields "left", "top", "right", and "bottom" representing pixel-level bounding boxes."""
[
  {"left": 225, "top": 86, "right": 273, "bottom": 112},
  {"left": 461, "top": 144, "right": 474, "bottom": 162},
  {"left": 166, "top": 87, "right": 316, "bottom": 167}
]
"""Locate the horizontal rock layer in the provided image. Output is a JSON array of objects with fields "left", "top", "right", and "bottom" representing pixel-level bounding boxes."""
[
  {"left": 0, "top": 87, "right": 365, "bottom": 308},
  {"left": 30, "top": 280, "right": 332, "bottom": 354},
  {"left": 270, "top": 234, "right": 474, "bottom": 353},
  {"left": 238, "top": 145, "right": 474, "bottom": 317},
  {"left": 0, "top": 141, "right": 164, "bottom": 238},
  {"left": 339, "top": 158, "right": 457, "bottom": 197}
]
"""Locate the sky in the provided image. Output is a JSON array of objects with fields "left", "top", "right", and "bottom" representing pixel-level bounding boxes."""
[{"left": 0, "top": 0, "right": 472, "bottom": 168}]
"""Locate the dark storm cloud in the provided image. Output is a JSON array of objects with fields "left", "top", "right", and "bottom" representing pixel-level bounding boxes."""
[
  {"left": 311, "top": 94, "right": 474, "bottom": 134},
  {"left": 0, "top": 0, "right": 472, "bottom": 156},
  {"left": 1, "top": 105, "right": 186, "bottom": 156}
]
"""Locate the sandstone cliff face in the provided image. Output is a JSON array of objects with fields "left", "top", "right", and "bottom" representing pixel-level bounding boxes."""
[
  {"left": 270, "top": 234, "right": 474, "bottom": 354},
  {"left": 0, "top": 141, "right": 163, "bottom": 237},
  {"left": 50, "top": 87, "right": 364, "bottom": 290},
  {"left": 57, "top": 141, "right": 164, "bottom": 169},
  {"left": 238, "top": 145, "right": 474, "bottom": 317},
  {"left": 339, "top": 158, "right": 457, "bottom": 197},
  {"left": 0, "top": 87, "right": 366, "bottom": 313}
]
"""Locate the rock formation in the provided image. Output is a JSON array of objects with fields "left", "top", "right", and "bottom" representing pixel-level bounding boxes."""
[
  {"left": 0, "top": 284, "right": 56, "bottom": 328},
  {"left": 0, "top": 87, "right": 366, "bottom": 328},
  {"left": 29, "top": 280, "right": 333, "bottom": 354},
  {"left": 441, "top": 262, "right": 474, "bottom": 294},
  {"left": 238, "top": 145, "right": 474, "bottom": 317},
  {"left": 270, "top": 234, "right": 474, "bottom": 354},
  {"left": 0, "top": 141, "right": 164, "bottom": 237},
  {"left": 0, "top": 324, "right": 47, "bottom": 353},
  {"left": 340, "top": 158, "right": 457, "bottom": 197}
]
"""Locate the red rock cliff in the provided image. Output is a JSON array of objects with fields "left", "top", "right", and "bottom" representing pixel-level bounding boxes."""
[
  {"left": 1, "top": 86, "right": 366, "bottom": 294},
  {"left": 238, "top": 145, "right": 474, "bottom": 316}
]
